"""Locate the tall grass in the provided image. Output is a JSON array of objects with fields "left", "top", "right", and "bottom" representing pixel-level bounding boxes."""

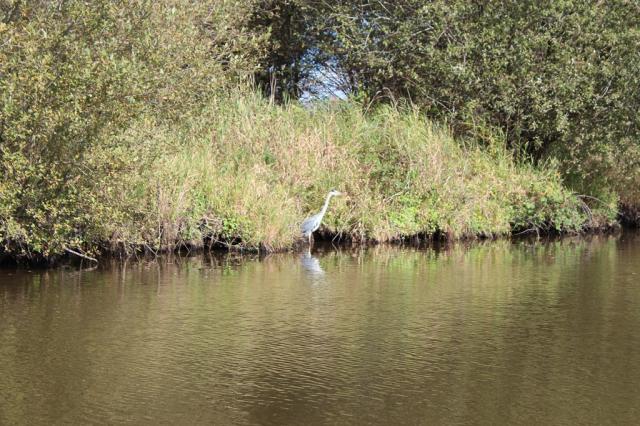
[
  {"left": 102, "top": 92, "right": 591, "bottom": 254},
  {"left": 1, "top": 91, "right": 599, "bottom": 261}
]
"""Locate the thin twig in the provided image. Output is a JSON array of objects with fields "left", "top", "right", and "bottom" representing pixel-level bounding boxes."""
[
  {"left": 513, "top": 227, "right": 539, "bottom": 236},
  {"left": 64, "top": 247, "right": 98, "bottom": 263},
  {"left": 143, "top": 243, "right": 158, "bottom": 258},
  {"left": 577, "top": 198, "right": 593, "bottom": 224},
  {"left": 576, "top": 194, "right": 611, "bottom": 207}
]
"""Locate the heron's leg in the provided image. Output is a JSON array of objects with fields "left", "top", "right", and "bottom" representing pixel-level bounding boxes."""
[{"left": 308, "top": 233, "right": 312, "bottom": 246}]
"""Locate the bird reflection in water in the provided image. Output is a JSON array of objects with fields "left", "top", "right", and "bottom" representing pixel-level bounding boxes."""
[{"left": 300, "top": 248, "right": 325, "bottom": 277}]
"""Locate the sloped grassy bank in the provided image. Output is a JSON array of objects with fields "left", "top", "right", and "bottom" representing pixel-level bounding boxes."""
[{"left": 0, "top": 94, "right": 615, "bottom": 264}]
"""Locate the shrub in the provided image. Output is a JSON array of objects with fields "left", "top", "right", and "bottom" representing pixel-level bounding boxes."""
[
  {"left": 273, "top": 1, "right": 640, "bottom": 205},
  {"left": 0, "top": 0, "right": 264, "bottom": 258}
]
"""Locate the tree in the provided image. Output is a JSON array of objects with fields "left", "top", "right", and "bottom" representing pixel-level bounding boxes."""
[
  {"left": 0, "top": 0, "right": 265, "bottom": 257},
  {"left": 299, "top": 0, "right": 640, "bottom": 200}
]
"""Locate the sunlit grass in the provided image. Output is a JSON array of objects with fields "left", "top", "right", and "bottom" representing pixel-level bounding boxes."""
[{"left": 111, "top": 91, "right": 588, "bottom": 252}]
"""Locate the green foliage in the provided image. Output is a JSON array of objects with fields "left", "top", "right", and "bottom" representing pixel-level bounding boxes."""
[
  {"left": 263, "top": 0, "right": 640, "bottom": 206},
  {"left": 0, "top": 0, "right": 264, "bottom": 258},
  {"left": 0, "top": 1, "right": 627, "bottom": 262},
  {"left": 249, "top": 0, "right": 311, "bottom": 100},
  {"left": 2, "top": 79, "right": 592, "bottom": 259}
]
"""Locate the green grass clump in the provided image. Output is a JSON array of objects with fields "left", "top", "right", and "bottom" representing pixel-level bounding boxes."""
[
  {"left": 1, "top": 91, "right": 598, "bottom": 260},
  {"left": 2, "top": 91, "right": 599, "bottom": 260},
  {"left": 99, "top": 92, "right": 590, "bottom": 254}
]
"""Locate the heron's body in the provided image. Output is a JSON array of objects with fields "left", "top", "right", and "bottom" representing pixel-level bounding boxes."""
[{"left": 301, "top": 190, "right": 342, "bottom": 244}]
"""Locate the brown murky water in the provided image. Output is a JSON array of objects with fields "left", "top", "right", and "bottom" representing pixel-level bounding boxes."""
[{"left": 1, "top": 233, "right": 640, "bottom": 425}]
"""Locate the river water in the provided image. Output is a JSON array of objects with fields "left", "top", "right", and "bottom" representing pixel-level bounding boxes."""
[{"left": 1, "top": 232, "right": 640, "bottom": 425}]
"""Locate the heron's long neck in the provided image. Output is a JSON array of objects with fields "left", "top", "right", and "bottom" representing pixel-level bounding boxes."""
[{"left": 320, "top": 193, "right": 334, "bottom": 216}]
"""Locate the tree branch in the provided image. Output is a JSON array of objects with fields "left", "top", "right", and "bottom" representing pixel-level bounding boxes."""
[{"left": 64, "top": 247, "right": 98, "bottom": 263}]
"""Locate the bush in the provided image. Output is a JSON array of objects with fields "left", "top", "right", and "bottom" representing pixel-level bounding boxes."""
[
  {"left": 0, "top": 0, "right": 264, "bottom": 258},
  {"left": 294, "top": 1, "right": 640, "bottom": 205}
]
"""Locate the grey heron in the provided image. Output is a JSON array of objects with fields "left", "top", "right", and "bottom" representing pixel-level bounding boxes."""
[{"left": 301, "top": 189, "right": 343, "bottom": 244}]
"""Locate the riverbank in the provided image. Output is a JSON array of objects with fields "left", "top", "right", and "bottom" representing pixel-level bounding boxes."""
[
  {"left": 2, "top": 2, "right": 635, "bottom": 267},
  {"left": 1, "top": 93, "right": 623, "bottom": 266}
]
